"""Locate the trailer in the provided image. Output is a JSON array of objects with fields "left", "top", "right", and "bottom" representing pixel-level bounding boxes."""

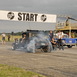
[
  {"left": 62, "top": 38, "right": 77, "bottom": 48},
  {"left": 56, "top": 16, "right": 77, "bottom": 48}
]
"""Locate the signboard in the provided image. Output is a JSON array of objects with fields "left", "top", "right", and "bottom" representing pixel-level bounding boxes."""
[
  {"left": 56, "top": 22, "right": 65, "bottom": 29},
  {"left": 0, "top": 10, "right": 56, "bottom": 23}
]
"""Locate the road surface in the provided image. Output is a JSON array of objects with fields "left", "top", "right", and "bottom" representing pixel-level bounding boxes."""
[{"left": 0, "top": 43, "right": 77, "bottom": 77}]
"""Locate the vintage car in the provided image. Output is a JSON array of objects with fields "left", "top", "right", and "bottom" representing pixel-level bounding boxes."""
[{"left": 12, "top": 33, "right": 52, "bottom": 53}]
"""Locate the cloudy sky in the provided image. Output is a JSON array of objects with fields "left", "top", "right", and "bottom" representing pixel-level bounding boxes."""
[{"left": 0, "top": 0, "right": 77, "bottom": 33}]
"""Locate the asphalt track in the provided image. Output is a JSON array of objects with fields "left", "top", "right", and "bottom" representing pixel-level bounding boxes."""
[{"left": 0, "top": 43, "right": 77, "bottom": 77}]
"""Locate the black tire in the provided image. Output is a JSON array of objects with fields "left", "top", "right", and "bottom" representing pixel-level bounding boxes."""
[
  {"left": 12, "top": 45, "right": 16, "bottom": 50},
  {"left": 12, "top": 43, "right": 18, "bottom": 50},
  {"left": 67, "top": 45, "right": 72, "bottom": 48},
  {"left": 47, "top": 44, "right": 53, "bottom": 52},
  {"left": 42, "top": 46, "right": 48, "bottom": 52}
]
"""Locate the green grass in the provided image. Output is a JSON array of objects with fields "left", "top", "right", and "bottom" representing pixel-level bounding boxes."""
[{"left": 0, "top": 64, "right": 46, "bottom": 77}]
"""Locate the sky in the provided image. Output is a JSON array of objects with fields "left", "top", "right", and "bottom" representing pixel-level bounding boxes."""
[{"left": 0, "top": 0, "right": 77, "bottom": 33}]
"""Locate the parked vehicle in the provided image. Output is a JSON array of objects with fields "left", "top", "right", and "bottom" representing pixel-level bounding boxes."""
[
  {"left": 62, "top": 38, "right": 77, "bottom": 48},
  {"left": 56, "top": 15, "right": 77, "bottom": 48},
  {"left": 55, "top": 33, "right": 77, "bottom": 48}
]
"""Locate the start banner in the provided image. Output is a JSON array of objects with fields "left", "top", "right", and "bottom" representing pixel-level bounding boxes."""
[{"left": 0, "top": 10, "right": 56, "bottom": 23}]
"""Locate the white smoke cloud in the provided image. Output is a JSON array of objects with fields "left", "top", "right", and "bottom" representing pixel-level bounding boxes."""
[{"left": 24, "top": 32, "right": 52, "bottom": 53}]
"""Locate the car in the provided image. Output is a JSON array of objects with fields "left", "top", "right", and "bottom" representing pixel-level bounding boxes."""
[{"left": 12, "top": 34, "right": 52, "bottom": 53}]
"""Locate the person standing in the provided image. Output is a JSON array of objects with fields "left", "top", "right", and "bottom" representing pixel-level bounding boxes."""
[
  {"left": 48, "top": 30, "right": 54, "bottom": 51},
  {"left": 51, "top": 38, "right": 57, "bottom": 50},
  {"left": 56, "top": 31, "right": 64, "bottom": 50},
  {"left": 49, "top": 30, "right": 53, "bottom": 41},
  {"left": 7, "top": 34, "right": 11, "bottom": 41},
  {"left": 1, "top": 32, "right": 6, "bottom": 45}
]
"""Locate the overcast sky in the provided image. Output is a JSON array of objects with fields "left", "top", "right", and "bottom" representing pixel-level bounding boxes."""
[{"left": 0, "top": 0, "right": 77, "bottom": 33}]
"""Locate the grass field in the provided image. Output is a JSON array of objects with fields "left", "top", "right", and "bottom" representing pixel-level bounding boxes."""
[
  {"left": 0, "top": 64, "right": 46, "bottom": 77},
  {"left": 0, "top": 35, "right": 21, "bottom": 42}
]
